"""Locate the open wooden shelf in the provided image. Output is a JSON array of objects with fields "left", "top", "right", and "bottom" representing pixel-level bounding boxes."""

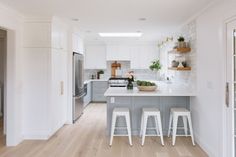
[
  {"left": 168, "top": 67, "right": 191, "bottom": 71},
  {"left": 168, "top": 48, "right": 191, "bottom": 54}
]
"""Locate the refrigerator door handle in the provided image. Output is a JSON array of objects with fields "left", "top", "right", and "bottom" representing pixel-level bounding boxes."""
[{"left": 225, "top": 82, "right": 229, "bottom": 107}]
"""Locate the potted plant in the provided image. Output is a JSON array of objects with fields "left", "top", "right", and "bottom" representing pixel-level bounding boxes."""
[
  {"left": 149, "top": 59, "right": 161, "bottom": 71},
  {"left": 177, "top": 36, "right": 186, "bottom": 48},
  {"left": 136, "top": 80, "right": 157, "bottom": 91},
  {"left": 97, "top": 70, "right": 104, "bottom": 79},
  {"left": 149, "top": 59, "right": 162, "bottom": 80}
]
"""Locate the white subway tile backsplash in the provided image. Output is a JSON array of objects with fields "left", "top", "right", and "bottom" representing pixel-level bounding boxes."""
[{"left": 159, "top": 20, "right": 196, "bottom": 89}]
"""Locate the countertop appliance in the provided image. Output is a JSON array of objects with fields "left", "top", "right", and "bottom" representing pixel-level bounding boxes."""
[
  {"left": 108, "top": 77, "right": 128, "bottom": 87},
  {"left": 73, "top": 52, "right": 85, "bottom": 123}
]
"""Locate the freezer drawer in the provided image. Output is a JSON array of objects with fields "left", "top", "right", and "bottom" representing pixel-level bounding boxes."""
[{"left": 73, "top": 93, "right": 85, "bottom": 123}]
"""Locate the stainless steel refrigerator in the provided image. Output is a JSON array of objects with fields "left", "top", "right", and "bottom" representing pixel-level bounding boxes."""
[{"left": 73, "top": 52, "right": 85, "bottom": 123}]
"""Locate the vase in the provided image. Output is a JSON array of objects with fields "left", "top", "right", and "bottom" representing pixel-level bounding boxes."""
[
  {"left": 156, "top": 71, "right": 160, "bottom": 80},
  {"left": 127, "top": 81, "right": 133, "bottom": 90},
  {"left": 177, "top": 41, "right": 186, "bottom": 48}
]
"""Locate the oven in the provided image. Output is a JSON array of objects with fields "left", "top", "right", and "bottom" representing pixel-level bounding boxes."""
[{"left": 108, "top": 77, "right": 128, "bottom": 87}]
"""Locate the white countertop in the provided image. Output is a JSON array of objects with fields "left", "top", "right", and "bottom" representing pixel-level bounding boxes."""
[
  {"left": 84, "top": 79, "right": 108, "bottom": 84},
  {"left": 104, "top": 82, "right": 196, "bottom": 97}
]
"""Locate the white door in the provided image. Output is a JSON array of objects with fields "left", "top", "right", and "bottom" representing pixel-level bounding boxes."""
[{"left": 226, "top": 20, "right": 236, "bottom": 157}]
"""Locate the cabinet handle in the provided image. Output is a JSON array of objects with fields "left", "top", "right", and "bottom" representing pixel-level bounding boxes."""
[
  {"left": 60, "top": 81, "right": 64, "bottom": 95},
  {"left": 225, "top": 82, "right": 229, "bottom": 107}
]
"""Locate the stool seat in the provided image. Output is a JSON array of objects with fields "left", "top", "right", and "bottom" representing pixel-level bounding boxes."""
[
  {"left": 143, "top": 108, "right": 160, "bottom": 114},
  {"left": 113, "top": 108, "right": 129, "bottom": 115},
  {"left": 168, "top": 107, "right": 195, "bottom": 146},
  {"left": 140, "top": 108, "right": 164, "bottom": 146},
  {"left": 109, "top": 107, "right": 132, "bottom": 146},
  {"left": 171, "top": 108, "right": 189, "bottom": 113}
]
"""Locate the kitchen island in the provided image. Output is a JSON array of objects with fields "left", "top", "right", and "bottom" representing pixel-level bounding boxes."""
[{"left": 104, "top": 83, "right": 196, "bottom": 136}]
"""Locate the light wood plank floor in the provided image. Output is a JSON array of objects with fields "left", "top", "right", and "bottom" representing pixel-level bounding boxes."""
[{"left": 0, "top": 103, "right": 208, "bottom": 157}]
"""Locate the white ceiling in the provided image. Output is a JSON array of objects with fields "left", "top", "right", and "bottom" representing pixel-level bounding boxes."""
[{"left": 0, "top": 0, "right": 217, "bottom": 42}]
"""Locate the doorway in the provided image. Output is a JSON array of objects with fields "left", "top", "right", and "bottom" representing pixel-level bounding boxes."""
[
  {"left": 0, "top": 29, "right": 6, "bottom": 146},
  {"left": 226, "top": 19, "right": 236, "bottom": 157}
]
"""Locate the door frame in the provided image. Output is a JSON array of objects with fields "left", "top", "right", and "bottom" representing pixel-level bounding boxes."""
[{"left": 224, "top": 18, "right": 236, "bottom": 157}]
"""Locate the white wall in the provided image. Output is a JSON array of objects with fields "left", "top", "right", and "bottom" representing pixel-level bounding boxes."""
[
  {"left": 0, "top": 3, "right": 24, "bottom": 146},
  {"left": 190, "top": 1, "right": 236, "bottom": 156}
]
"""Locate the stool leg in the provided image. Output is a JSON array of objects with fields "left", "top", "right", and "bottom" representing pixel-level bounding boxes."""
[
  {"left": 141, "top": 115, "right": 148, "bottom": 146},
  {"left": 172, "top": 114, "right": 178, "bottom": 146},
  {"left": 125, "top": 114, "right": 132, "bottom": 146},
  {"left": 154, "top": 116, "right": 160, "bottom": 135},
  {"left": 183, "top": 116, "right": 188, "bottom": 137},
  {"left": 168, "top": 113, "right": 173, "bottom": 137},
  {"left": 187, "top": 114, "right": 195, "bottom": 146},
  {"left": 157, "top": 114, "right": 164, "bottom": 146},
  {"left": 140, "top": 112, "right": 144, "bottom": 137},
  {"left": 109, "top": 113, "right": 117, "bottom": 146}
]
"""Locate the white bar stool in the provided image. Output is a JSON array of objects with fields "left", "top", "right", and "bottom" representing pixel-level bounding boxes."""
[
  {"left": 109, "top": 108, "right": 132, "bottom": 146},
  {"left": 140, "top": 108, "right": 164, "bottom": 146},
  {"left": 167, "top": 108, "right": 195, "bottom": 146}
]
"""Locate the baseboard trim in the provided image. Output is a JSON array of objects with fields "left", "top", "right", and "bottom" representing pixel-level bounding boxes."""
[
  {"left": 23, "top": 131, "right": 50, "bottom": 140},
  {"left": 194, "top": 133, "right": 216, "bottom": 157}
]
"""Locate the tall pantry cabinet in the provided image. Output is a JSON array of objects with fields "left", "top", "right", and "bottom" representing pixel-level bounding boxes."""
[{"left": 22, "top": 17, "right": 69, "bottom": 139}]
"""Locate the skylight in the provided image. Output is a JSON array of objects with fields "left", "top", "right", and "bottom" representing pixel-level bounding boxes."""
[{"left": 98, "top": 33, "right": 143, "bottom": 37}]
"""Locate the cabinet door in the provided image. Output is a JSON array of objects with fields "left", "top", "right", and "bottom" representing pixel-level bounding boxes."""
[
  {"left": 84, "top": 82, "right": 91, "bottom": 107},
  {"left": 23, "top": 22, "right": 51, "bottom": 48},
  {"left": 84, "top": 45, "right": 106, "bottom": 69},
  {"left": 92, "top": 81, "right": 108, "bottom": 102},
  {"left": 106, "top": 45, "right": 118, "bottom": 60},
  {"left": 130, "top": 46, "right": 141, "bottom": 69},
  {"left": 52, "top": 21, "right": 68, "bottom": 50},
  {"left": 72, "top": 34, "right": 84, "bottom": 53},
  {"left": 106, "top": 45, "right": 130, "bottom": 60},
  {"left": 130, "top": 45, "right": 158, "bottom": 69},
  {"left": 51, "top": 49, "right": 67, "bottom": 129}
]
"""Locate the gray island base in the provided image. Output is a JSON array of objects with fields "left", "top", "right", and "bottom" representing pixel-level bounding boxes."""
[{"left": 105, "top": 87, "right": 195, "bottom": 136}]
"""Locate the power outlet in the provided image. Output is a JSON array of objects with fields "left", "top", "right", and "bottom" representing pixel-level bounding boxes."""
[{"left": 110, "top": 97, "right": 115, "bottom": 103}]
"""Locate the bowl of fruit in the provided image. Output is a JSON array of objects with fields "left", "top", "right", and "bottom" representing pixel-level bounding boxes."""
[{"left": 136, "top": 80, "right": 157, "bottom": 91}]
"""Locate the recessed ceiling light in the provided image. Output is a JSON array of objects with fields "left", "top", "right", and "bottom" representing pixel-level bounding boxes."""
[
  {"left": 98, "top": 32, "right": 143, "bottom": 37},
  {"left": 72, "top": 18, "right": 79, "bottom": 21},
  {"left": 138, "top": 18, "right": 147, "bottom": 21}
]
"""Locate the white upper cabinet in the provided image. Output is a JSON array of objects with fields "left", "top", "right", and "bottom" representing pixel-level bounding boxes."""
[
  {"left": 72, "top": 33, "right": 84, "bottom": 53},
  {"left": 106, "top": 45, "right": 130, "bottom": 60},
  {"left": 23, "top": 22, "right": 51, "bottom": 48},
  {"left": 51, "top": 19, "right": 68, "bottom": 51},
  {"left": 84, "top": 44, "right": 107, "bottom": 69},
  {"left": 130, "top": 45, "right": 158, "bottom": 69}
]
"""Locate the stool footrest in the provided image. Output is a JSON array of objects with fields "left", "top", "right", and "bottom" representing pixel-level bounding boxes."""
[
  {"left": 113, "top": 135, "right": 129, "bottom": 137},
  {"left": 170, "top": 127, "right": 187, "bottom": 130},
  {"left": 144, "top": 134, "right": 161, "bottom": 137},
  {"left": 172, "top": 134, "right": 191, "bottom": 137},
  {"left": 115, "top": 127, "right": 128, "bottom": 130},
  {"left": 145, "top": 127, "right": 159, "bottom": 130}
]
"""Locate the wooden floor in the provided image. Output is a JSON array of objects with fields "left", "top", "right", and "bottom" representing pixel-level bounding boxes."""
[{"left": 0, "top": 103, "right": 208, "bottom": 157}]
